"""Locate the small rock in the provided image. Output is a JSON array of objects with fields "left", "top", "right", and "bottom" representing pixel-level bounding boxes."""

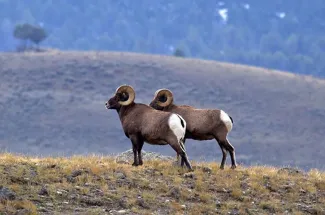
[
  {"left": 69, "top": 194, "right": 79, "bottom": 200},
  {"left": 181, "top": 205, "right": 186, "bottom": 209},
  {"left": 228, "top": 208, "right": 239, "bottom": 215},
  {"left": 119, "top": 196, "right": 128, "bottom": 208},
  {"left": 67, "top": 169, "right": 83, "bottom": 182},
  {"left": 183, "top": 172, "right": 196, "bottom": 179},
  {"left": 216, "top": 200, "right": 222, "bottom": 208},
  {"left": 71, "top": 170, "right": 83, "bottom": 177},
  {"left": 115, "top": 149, "right": 174, "bottom": 164},
  {"left": 0, "top": 186, "right": 16, "bottom": 201},
  {"left": 80, "top": 197, "right": 104, "bottom": 206},
  {"left": 222, "top": 188, "right": 230, "bottom": 193},
  {"left": 66, "top": 176, "right": 76, "bottom": 183},
  {"left": 202, "top": 167, "right": 212, "bottom": 173},
  {"left": 74, "top": 208, "right": 83, "bottom": 212},
  {"left": 299, "top": 188, "right": 306, "bottom": 193},
  {"left": 136, "top": 198, "right": 150, "bottom": 209},
  {"left": 115, "top": 172, "right": 126, "bottom": 179},
  {"left": 15, "top": 209, "right": 30, "bottom": 215},
  {"left": 45, "top": 202, "right": 54, "bottom": 207},
  {"left": 38, "top": 207, "right": 49, "bottom": 212},
  {"left": 116, "top": 160, "right": 129, "bottom": 164},
  {"left": 109, "top": 210, "right": 128, "bottom": 215},
  {"left": 167, "top": 187, "right": 180, "bottom": 200},
  {"left": 48, "top": 164, "right": 56, "bottom": 168},
  {"left": 278, "top": 167, "right": 304, "bottom": 176},
  {"left": 108, "top": 189, "right": 118, "bottom": 194},
  {"left": 39, "top": 186, "right": 49, "bottom": 196},
  {"left": 56, "top": 189, "right": 68, "bottom": 195}
]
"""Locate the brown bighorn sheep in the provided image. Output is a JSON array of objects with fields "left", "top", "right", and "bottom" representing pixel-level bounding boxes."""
[
  {"left": 105, "top": 85, "right": 193, "bottom": 171},
  {"left": 149, "top": 89, "right": 237, "bottom": 169}
]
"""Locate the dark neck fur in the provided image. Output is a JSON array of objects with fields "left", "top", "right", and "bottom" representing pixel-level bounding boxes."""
[{"left": 117, "top": 102, "right": 135, "bottom": 120}]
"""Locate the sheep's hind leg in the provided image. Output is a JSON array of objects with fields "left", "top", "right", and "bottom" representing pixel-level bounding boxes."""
[
  {"left": 180, "top": 139, "right": 186, "bottom": 167},
  {"left": 215, "top": 137, "right": 228, "bottom": 170},
  {"left": 177, "top": 139, "right": 186, "bottom": 167},
  {"left": 224, "top": 138, "right": 237, "bottom": 169},
  {"left": 169, "top": 138, "right": 193, "bottom": 171}
]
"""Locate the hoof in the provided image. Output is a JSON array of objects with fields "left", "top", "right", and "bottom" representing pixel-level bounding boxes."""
[
  {"left": 220, "top": 166, "right": 225, "bottom": 170},
  {"left": 132, "top": 162, "right": 139, "bottom": 166},
  {"left": 139, "top": 161, "right": 143, "bottom": 166},
  {"left": 231, "top": 164, "right": 237, "bottom": 169}
]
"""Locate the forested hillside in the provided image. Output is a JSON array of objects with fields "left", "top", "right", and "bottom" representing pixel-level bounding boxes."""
[{"left": 1, "top": 0, "right": 325, "bottom": 77}]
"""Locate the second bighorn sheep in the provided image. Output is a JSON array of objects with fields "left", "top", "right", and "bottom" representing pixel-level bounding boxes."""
[
  {"left": 105, "top": 85, "right": 193, "bottom": 171},
  {"left": 149, "top": 89, "right": 237, "bottom": 169}
]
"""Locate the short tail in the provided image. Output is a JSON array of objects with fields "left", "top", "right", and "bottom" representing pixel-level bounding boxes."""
[
  {"left": 175, "top": 114, "right": 186, "bottom": 130},
  {"left": 229, "top": 115, "right": 233, "bottom": 124}
]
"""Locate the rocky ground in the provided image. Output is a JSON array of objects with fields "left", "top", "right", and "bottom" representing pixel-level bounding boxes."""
[{"left": 0, "top": 151, "right": 324, "bottom": 215}]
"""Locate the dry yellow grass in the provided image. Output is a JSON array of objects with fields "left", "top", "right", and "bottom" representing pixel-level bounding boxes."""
[{"left": 0, "top": 153, "right": 324, "bottom": 215}]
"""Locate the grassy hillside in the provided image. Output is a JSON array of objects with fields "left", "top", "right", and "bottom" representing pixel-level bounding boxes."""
[
  {"left": 0, "top": 153, "right": 324, "bottom": 214},
  {"left": 0, "top": 50, "right": 325, "bottom": 171}
]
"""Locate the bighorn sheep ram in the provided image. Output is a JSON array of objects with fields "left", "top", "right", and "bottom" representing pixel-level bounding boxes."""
[
  {"left": 149, "top": 89, "right": 237, "bottom": 170},
  {"left": 105, "top": 85, "right": 193, "bottom": 171}
]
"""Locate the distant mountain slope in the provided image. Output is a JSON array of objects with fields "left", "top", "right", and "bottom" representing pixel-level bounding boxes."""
[{"left": 0, "top": 51, "right": 325, "bottom": 170}]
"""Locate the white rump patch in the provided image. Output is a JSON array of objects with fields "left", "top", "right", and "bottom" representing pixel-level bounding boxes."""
[
  {"left": 220, "top": 110, "right": 233, "bottom": 132},
  {"left": 168, "top": 114, "right": 186, "bottom": 143}
]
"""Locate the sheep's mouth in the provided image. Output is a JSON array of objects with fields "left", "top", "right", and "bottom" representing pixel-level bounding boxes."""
[{"left": 105, "top": 104, "right": 112, "bottom": 109}]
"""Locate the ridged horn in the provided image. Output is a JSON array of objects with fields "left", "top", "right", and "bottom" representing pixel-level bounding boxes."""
[
  {"left": 115, "top": 85, "right": 135, "bottom": 106},
  {"left": 154, "top": 88, "right": 173, "bottom": 107}
]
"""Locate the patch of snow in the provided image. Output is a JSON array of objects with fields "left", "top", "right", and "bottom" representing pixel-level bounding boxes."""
[
  {"left": 243, "top": 4, "right": 250, "bottom": 9},
  {"left": 276, "top": 12, "right": 286, "bottom": 19},
  {"left": 218, "top": 8, "right": 228, "bottom": 22}
]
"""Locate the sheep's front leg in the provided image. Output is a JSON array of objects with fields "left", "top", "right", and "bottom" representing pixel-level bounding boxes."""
[
  {"left": 130, "top": 136, "right": 139, "bottom": 166},
  {"left": 137, "top": 138, "right": 144, "bottom": 165}
]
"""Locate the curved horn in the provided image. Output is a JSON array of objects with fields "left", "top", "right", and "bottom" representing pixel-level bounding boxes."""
[
  {"left": 154, "top": 89, "right": 173, "bottom": 107},
  {"left": 115, "top": 85, "right": 135, "bottom": 106}
]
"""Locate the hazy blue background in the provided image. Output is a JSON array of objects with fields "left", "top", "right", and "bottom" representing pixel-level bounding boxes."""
[{"left": 1, "top": 0, "right": 325, "bottom": 77}]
